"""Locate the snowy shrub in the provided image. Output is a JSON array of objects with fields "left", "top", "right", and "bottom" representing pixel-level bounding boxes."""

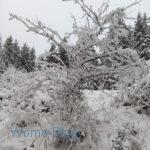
[
  {"left": 0, "top": 67, "right": 99, "bottom": 150},
  {"left": 115, "top": 48, "right": 148, "bottom": 89},
  {"left": 0, "top": 65, "right": 99, "bottom": 149},
  {"left": 111, "top": 123, "right": 141, "bottom": 150},
  {"left": 0, "top": 67, "right": 28, "bottom": 100},
  {"left": 51, "top": 82, "right": 99, "bottom": 150},
  {"left": 128, "top": 72, "right": 150, "bottom": 115}
]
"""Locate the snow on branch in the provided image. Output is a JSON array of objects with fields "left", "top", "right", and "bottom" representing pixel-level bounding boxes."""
[
  {"left": 9, "top": 14, "right": 68, "bottom": 52},
  {"left": 62, "top": 0, "right": 141, "bottom": 28},
  {"left": 124, "top": 0, "right": 142, "bottom": 10}
]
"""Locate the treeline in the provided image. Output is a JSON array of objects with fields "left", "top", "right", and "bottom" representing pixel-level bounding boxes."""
[
  {"left": 1, "top": 12, "right": 150, "bottom": 74},
  {"left": 41, "top": 12, "right": 150, "bottom": 68},
  {"left": 0, "top": 36, "right": 36, "bottom": 73},
  {"left": 122, "top": 12, "right": 150, "bottom": 60}
]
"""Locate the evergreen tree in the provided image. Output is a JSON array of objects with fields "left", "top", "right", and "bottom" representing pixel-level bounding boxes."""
[
  {"left": 46, "top": 43, "right": 63, "bottom": 65},
  {"left": 0, "top": 37, "right": 5, "bottom": 73},
  {"left": 107, "top": 8, "right": 129, "bottom": 50},
  {"left": 0, "top": 36, "right": 2, "bottom": 49},
  {"left": 20, "top": 43, "right": 31, "bottom": 72},
  {"left": 20, "top": 44, "right": 36, "bottom": 72},
  {"left": 3, "top": 36, "right": 21, "bottom": 68},
  {"left": 133, "top": 13, "right": 150, "bottom": 60},
  {"left": 3, "top": 36, "right": 14, "bottom": 67},
  {"left": 12, "top": 39, "right": 21, "bottom": 68},
  {"left": 30, "top": 48, "right": 36, "bottom": 70},
  {"left": 2, "top": 36, "right": 36, "bottom": 71},
  {"left": 133, "top": 13, "right": 143, "bottom": 50},
  {"left": 58, "top": 39, "right": 70, "bottom": 68},
  {"left": 127, "top": 26, "right": 134, "bottom": 48},
  {"left": 46, "top": 41, "right": 70, "bottom": 67},
  {"left": 140, "top": 13, "right": 150, "bottom": 59}
]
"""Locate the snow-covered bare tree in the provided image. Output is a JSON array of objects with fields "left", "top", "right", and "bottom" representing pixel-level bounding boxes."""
[{"left": 9, "top": 0, "right": 147, "bottom": 149}]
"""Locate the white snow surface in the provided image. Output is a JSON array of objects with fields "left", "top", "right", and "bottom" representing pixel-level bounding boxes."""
[{"left": 0, "top": 89, "right": 150, "bottom": 150}]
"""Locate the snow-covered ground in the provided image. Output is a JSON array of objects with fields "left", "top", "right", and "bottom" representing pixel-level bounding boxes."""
[
  {"left": 84, "top": 90, "right": 150, "bottom": 150},
  {"left": 0, "top": 88, "right": 150, "bottom": 150}
]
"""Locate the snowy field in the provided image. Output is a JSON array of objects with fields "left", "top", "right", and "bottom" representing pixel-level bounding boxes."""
[{"left": 0, "top": 87, "right": 150, "bottom": 150}]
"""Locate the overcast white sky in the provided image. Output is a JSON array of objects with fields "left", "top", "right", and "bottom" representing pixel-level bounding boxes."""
[{"left": 0, "top": 0, "right": 150, "bottom": 55}]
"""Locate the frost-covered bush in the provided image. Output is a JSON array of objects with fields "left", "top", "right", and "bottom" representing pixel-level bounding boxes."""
[
  {"left": 51, "top": 80, "right": 99, "bottom": 150},
  {"left": 111, "top": 123, "right": 141, "bottom": 150},
  {"left": 0, "top": 65, "right": 99, "bottom": 149},
  {"left": 0, "top": 66, "right": 60, "bottom": 114},
  {"left": 128, "top": 73, "right": 150, "bottom": 115},
  {"left": 0, "top": 67, "right": 28, "bottom": 100},
  {"left": 115, "top": 48, "right": 148, "bottom": 89}
]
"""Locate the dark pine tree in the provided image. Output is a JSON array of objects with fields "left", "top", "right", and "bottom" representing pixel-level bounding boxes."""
[
  {"left": 133, "top": 13, "right": 143, "bottom": 51},
  {"left": 20, "top": 43, "right": 32, "bottom": 72},
  {"left": 30, "top": 48, "right": 36, "bottom": 71},
  {"left": 12, "top": 39, "right": 21, "bottom": 69},
  {"left": 3, "top": 36, "right": 14, "bottom": 67},
  {"left": 133, "top": 13, "right": 150, "bottom": 60},
  {"left": 0, "top": 36, "right": 6, "bottom": 73},
  {"left": 46, "top": 41, "right": 70, "bottom": 68},
  {"left": 58, "top": 48, "right": 70, "bottom": 68},
  {"left": 0, "top": 36, "right": 2, "bottom": 49},
  {"left": 140, "top": 13, "right": 150, "bottom": 59},
  {"left": 46, "top": 43, "right": 61, "bottom": 64}
]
